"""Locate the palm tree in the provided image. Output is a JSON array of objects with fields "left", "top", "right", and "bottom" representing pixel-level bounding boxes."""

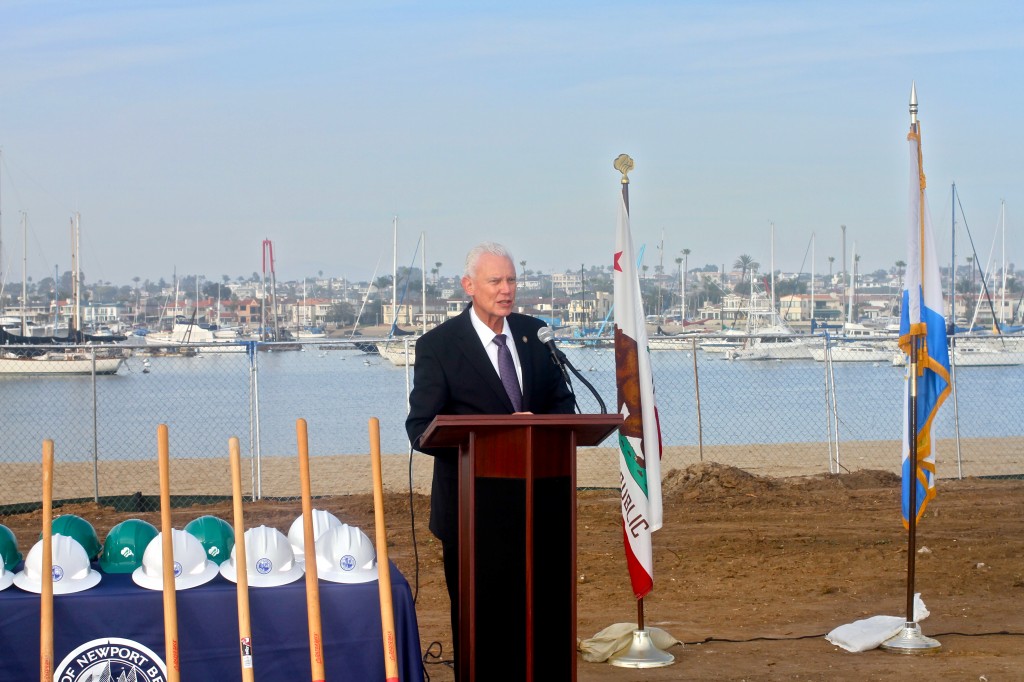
[
  {"left": 894, "top": 260, "right": 906, "bottom": 287},
  {"left": 828, "top": 256, "right": 835, "bottom": 280},
  {"left": 434, "top": 262, "right": 442, "bottom": 286},
  {"left": 733, "top": 254, "right": 760, "bottom": 289},
  {"left": 519, "top": 260, "right": 527, "bottom": 282}
]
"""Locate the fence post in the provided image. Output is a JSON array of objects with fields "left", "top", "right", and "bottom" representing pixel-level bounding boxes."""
[
  {"left": 248, "top": 341, "right": 262, "bottom": 500},
  {"left": 692, "top": 337, "right": 703, "bottom": 462},
  {"left": 92, "top": 347, "right": 100, "bottom": 503}
]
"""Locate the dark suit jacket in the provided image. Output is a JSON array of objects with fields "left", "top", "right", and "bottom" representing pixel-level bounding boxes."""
[{"left": 405, "top": 307, "right": 576, "bottom": 543}]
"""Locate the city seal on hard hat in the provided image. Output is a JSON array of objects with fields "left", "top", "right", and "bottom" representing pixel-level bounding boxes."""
[
  {"left": 314, "top": 523, "right": 378, "bottom": 584},
  {"left": 55, "top": 637, "right": 168, "bottom": 682},
  {"left": 287, "top": 508, "right": 342, "bottom": 563},
  {"left": 220, "top": 525, "right": 304, "bottom": 588}
]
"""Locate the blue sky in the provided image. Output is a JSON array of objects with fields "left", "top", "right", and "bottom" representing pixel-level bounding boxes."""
[{"left": 1, "top": 1, "right": 1022, "bottom": 288}]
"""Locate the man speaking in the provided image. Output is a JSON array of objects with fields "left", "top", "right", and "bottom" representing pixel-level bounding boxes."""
[{"left": 406, "top": 242, "right": 575, "bottom": 678}]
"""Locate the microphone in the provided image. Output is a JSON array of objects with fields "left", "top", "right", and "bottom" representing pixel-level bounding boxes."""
[
  {"left": 537, "top": 326, "right": 570, "bottom": 380},
  {"left": 536, "top": 327, "right": 607, "bottom": 414}
]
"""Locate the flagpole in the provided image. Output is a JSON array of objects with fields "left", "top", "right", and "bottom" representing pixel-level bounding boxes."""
[
  {"left": 616, "top": 159, "right": 645, "bottom": 635},
  {"left": 608, "top": 154, "right": 674, "bottom": 668},
  {"left": 906, "top": 337, "right": 920, "bottom": 623},
  {"left": 882, "top": 82, "right": 941, "bottom": 653}
]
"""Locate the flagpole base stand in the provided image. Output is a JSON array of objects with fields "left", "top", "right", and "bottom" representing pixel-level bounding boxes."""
[
  {"left": 880, "top": 622, "right": 940, "bottom": 653},
  {"left": 609, "top": 629, "right": 675, "bottom": 668}
]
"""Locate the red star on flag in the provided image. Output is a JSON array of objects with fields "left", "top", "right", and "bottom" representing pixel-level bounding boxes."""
[{"left": 613, "top": 250, "right": 623, "bottom": 272}]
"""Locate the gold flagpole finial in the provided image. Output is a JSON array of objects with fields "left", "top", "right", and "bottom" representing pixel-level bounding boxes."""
[{"left": 613, "top": 154, "right": 634, "bottom": 184}]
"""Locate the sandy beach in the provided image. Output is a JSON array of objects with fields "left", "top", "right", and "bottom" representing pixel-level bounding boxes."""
[{"left": 2, "top": 437, "right": 1020, "bottom": 507}]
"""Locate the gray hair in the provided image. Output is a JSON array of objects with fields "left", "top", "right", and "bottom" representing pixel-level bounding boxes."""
[{"left": 464, "top": 242, "right": 514, "bottom": 278}]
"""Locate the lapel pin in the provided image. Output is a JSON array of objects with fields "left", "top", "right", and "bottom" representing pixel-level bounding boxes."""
[{"left": 522, "top": 336, "right": 528, "bottom": 344}]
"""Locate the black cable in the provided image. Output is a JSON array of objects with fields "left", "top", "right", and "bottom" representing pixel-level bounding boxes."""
[
  {"left": 421, "top": 641, "right": 454, "bottom": 680},
  {"left": 681, "top": 630, "right": 1023, "bottom": 646},
  {"left": 407, "top": 443, "right": 420, "bottom": 604},
  {"left": 559, "top": 352, "right": 607, "bottom": 414}
]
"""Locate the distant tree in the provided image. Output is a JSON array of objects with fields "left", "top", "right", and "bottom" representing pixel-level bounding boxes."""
[
  {"left": 701, "top": 274, "right": 724, "bottom": 305},
  {"left": 828, "top": 256, "right": 835, "bottom": 280},
  {"left": 733, "top": 254, "right": 760, "bottom": 290},
  {"left": 774, "top": 280, "right": 807, "bottom": 297},
  {"left": 325, "top": 301, "right": 355, "bottom": 326}
]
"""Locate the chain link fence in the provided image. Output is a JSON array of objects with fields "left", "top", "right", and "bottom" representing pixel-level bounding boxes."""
[{"left": 2, "top": 334, "right": 1021, "bottom": 513}]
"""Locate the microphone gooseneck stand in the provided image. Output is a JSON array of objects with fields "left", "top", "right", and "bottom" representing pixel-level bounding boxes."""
[{"left": 553, "top": 351, "right": 607, "bottom": 415}]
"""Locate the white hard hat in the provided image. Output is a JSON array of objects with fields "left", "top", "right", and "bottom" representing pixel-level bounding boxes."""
[
  {"left": 14, "top": 534, "right": 102, "bottom": 594},
  {"left": 0, "top": 561, "right": 13, "bottom": 591},
  {"left": 287, "top": 509, "right": 342, "bottom": 563},
  {"left": 132, "top": 529, "right": 219, "bottom": 591},
  {"left": 314, "top": 524, "right": 378, "bottom": 584},
  {"left": 220, "top": 525, "right": 304, "bottom": 588}
]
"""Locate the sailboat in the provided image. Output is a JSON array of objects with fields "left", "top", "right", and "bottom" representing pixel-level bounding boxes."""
[
  {"left": 295, "top": 278, "right": 327, "bottom": 339},
  {"left": 377, "top": 221, "right": 426, "bottom": 367},
  {"left": 727, "top": 224, "right": 812, "bottom": 360},
  {"left": 0, "top": 212, "right": 125, "bottom": 375}
]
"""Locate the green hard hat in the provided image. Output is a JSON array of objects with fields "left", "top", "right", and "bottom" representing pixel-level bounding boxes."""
[
  {"left": 0, "top": 524, "right": 22, "bottom": 571},
  {"left": 48, "top": 515, "right": 102, "bottom": 561},
  {"left": 184, "top": 515, "right": 235, "bottom": 565},
  {"left": 100, "top": 519, "right": 159, "bottom": 574}
]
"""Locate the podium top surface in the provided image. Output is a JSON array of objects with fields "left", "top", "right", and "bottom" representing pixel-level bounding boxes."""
[{"left": 419, "top": 413, "right": 622, "bottom": 449}]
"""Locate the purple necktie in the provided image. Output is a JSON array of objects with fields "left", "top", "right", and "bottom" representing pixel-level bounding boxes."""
[{"left": 493, "top": 334, "right": 522, "bottom": 412}]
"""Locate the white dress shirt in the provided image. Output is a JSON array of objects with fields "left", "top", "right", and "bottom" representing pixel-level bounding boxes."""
[{"left": 468, "top": 309, "right": 523, "bottom": 391}]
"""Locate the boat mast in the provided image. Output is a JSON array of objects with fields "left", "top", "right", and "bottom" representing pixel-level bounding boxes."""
[
  {"left": 70, "top": 212, "right": 81, "bottom": 334},
  {"left": 847, "top": 241, "right": 856, "bottom": 326},
  {"left": 392, "top": 216, "right": 398, "bottom": 331},
  {"left": 20, "top": 208, "right": 27, "bottom": 333},
  {"left": 770, "top": 221, "right": 776, "bottom": 325},
  {"left": 748, "top": 265, "right": 755, "bottom": 332},
  {"left": 1000, "top": 200, "right": 1006, "bottom": 325},
  {"left": 949, "top": 183, "right": 956, "bottom": 330},
  {"left": 53, "top": 264, "right": 59, "bottom": 332},
  {"left": 420, "top": 231, "right": 427, "bottom": 335},
  {"left": 0, "top": 149, "right": 4, "bottom": 301},
  {"left": 810, "top": 232, "right": 815, "bottom": 326}
]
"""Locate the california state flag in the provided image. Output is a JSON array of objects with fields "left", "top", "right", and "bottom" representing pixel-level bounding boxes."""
[{"left": 613, "top": 192, "right": 663, "bottom": 599}]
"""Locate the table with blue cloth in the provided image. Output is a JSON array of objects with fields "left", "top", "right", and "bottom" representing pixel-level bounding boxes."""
[{"left": 0, "top": 564, "right": 424, "bottom": 680}]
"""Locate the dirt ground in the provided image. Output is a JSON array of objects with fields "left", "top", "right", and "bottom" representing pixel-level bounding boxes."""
[{"left": 3, "top": 463, "right": 1022, "bottom": 681}]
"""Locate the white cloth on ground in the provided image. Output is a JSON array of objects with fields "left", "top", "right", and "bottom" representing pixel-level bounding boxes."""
[
  {"left": 578, "top": 622, "right": 681, "bottom": 662},
  {"left": 825, "top": 594, "right": 930, "bottom": 652}
]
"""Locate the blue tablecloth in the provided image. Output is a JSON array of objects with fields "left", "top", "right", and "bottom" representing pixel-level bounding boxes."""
[{"left": 0, "top": 564, "right": 424, "bottom": 680}]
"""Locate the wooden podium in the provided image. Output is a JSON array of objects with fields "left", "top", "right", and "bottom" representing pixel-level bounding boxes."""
[{"left": 420, "top": 413, "right": 622, "bottom": 681}]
